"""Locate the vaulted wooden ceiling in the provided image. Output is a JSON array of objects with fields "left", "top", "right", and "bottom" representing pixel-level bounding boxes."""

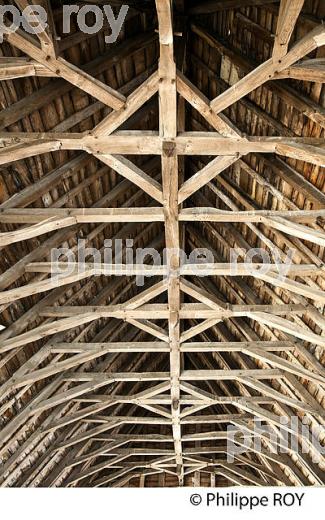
[{"left": 0, "top": 0, "right": 324, "bottom": 488}]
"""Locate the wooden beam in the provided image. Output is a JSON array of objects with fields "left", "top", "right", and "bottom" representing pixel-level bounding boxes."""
[
  {"left": 50, "top": 340, "right": 296, "bottom": 354},
  {"left": 4, "top": 206, "right": 322, "bottom": 246},
  {"left": 276, "top": 58, "right": 325, "bottom": 82},
  {"left": 272, "top": 0, "right": 304, "bottom": 59},
  {"left": 0, "top": 208, "right": 165, "bottom": 246},
  {"left": 156, "top": 0, "right": 184, "bottom": 485},
  {"left": 0, "top": 161, "right": 160, "bottom": 291},
  {"left": 176, "top": 70, "right": 240, "bottom": 137},
  {"left": 210, "top": 24, "right": 325, "bottom": 113},
  {"left": 38, "top": 303, "right": 308, "bottom": 319},
  {"left": 3, "top": 207, "right": 325, "bottom": 224},
  {"left": 5, "top": 30, "right": 126, "bottom": 109},
  {"left": 92, "top": 155, "right": 164, "bottom": 204},
  {"left": 175, "top": 134, "right": 325, "bottom": 165},
  {"left": 180, "top": 207, "right": 325, "bottom": 223},
  {"left": 0, "top": 262, "right": 320, "bottom": 306},
  {"left": 0, "top": 132, "right": 162, "bottom": 164},
  {"left": 14, "top": 0, "right": 58, "bottom": 57},
  {"left": 178, "top": 156, "right": 239, "bottom": 203},
  {"left": 262, "top": 156, "right": 325, "bottom": 210},
  {"left": 191, "top": 22, "right": 325, "bottom": 130},
  {"left": 0, "top": 32, "right": 156, "bottom": 130},
  {"left": 92, "top": 71, "right": 159, "bottom": 136},
  {"left": 0, "top": 133, "right": 324, "bottom": 165},
  {"left": 0, "top": 57, "right": 53, "bottom": 79}
]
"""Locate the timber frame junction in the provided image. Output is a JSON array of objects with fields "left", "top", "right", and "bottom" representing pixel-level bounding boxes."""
[{"left": 0, "top": 0, "right": 324, "bottom": 487}]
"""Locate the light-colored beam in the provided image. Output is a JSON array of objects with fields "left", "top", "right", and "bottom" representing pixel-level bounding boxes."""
[
  {"left": 5, "top": 30, "right": 125, "bottom": 109},
  {"left": 49, "top": 340, "right": 296, "bottom": 354},
  {"left": 210, "top": 23, "right": 325, "bottom": 113},
  {"left": 14, "top": 0, "right": 58, "bottom": 57},
  {"left": 3, "top": 207, "right": 325, "bottom": 223},
  {"left": 92, "top": 155, "right": 164, "bottom": 204},
  {"left": 0, "top": 262, "right": 323, "bottom": 306},
  {"left": 276, "top": 58, "right": 325, "bottom": 82},
  {"left": 156, "top": 0, "right": 184, "bottom": 485},
  {"left": 2, "top": 208, "right": 325, "bottom": 246},
  {"left": 272, "top": 0, "right": 305, "bottom": 59},
  {"left": 0, "top": 133, "right": 324, "bottom": 165},
  {"left": 92, "top": 71, "right": 159, "bottom": 136},
  {"left": 0, "top": 57, "right": 53, "bottom": 79}
]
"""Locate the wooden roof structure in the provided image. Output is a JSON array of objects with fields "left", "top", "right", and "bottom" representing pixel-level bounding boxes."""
[{"left": 0, "top": 0, "right": 324, "bottom": 488}]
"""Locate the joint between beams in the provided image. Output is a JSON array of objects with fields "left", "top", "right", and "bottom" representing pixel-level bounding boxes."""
[{"left": 162, "top": 140, "right": 177, "bottom": 156}]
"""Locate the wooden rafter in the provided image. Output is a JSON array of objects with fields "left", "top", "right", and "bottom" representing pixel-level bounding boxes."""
[{"left": 5, "top": 30, "right": 125, "bottom": 109}]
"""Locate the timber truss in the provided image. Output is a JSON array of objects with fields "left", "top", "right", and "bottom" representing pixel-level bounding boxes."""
[{"left": 0, "top": 0, "right": 324, "bottom": 487}]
